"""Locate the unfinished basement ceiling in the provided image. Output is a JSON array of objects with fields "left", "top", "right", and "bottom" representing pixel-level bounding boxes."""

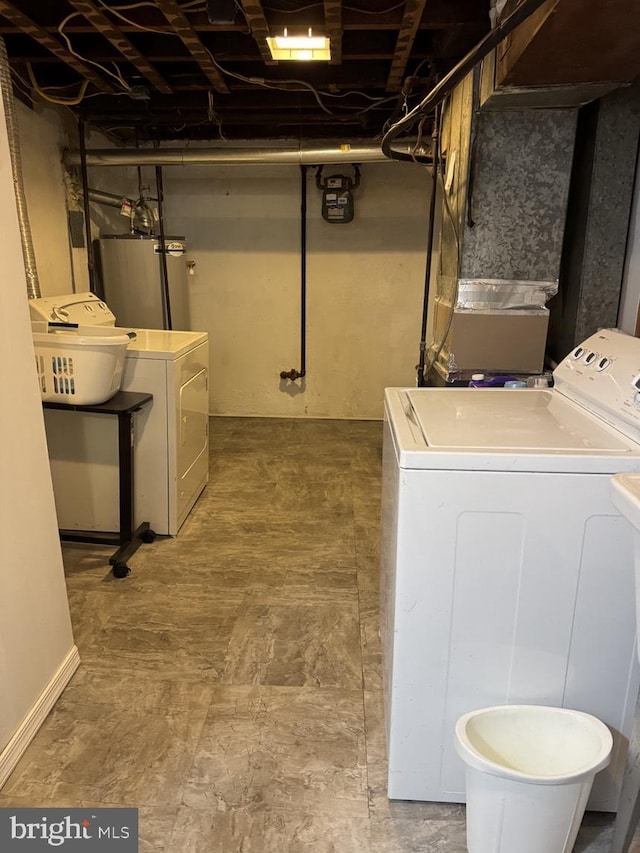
[{"left": 0, "top": 0, "right": 490, "bottom": 142}]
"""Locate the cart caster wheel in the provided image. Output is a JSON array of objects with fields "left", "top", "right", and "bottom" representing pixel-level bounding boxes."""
[
  {"left": 112, "top": 563, "right": 130, "bottom": 579},
  {"left": 141, "top": 528, "right": 156, "bottom": 544}
]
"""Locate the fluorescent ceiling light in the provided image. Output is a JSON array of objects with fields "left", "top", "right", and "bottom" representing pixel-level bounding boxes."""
[{"left": 267, "top": 28, "right": 331, "bottom": 61}]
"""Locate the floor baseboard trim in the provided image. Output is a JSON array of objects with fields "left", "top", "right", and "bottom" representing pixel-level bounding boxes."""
[{"left": 0, "top": 646, "right": 81, "bottom": 790}]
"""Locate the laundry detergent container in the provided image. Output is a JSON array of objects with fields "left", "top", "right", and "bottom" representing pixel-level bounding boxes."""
[{"left": 455, "top": 705, "right": 613, "bottom": 853}]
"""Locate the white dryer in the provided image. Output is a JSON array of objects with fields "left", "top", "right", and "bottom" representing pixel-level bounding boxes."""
[
  {"left": 30, "top": 293, "right": 209, "bottom": 536},
  {"left": 382, "top": 328, "right": 640, "bottom": 812}
]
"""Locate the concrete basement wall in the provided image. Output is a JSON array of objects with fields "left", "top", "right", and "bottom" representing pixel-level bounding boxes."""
[
  {"left": 158, "top": 162, "right": 431, "bottom": 420},
  {"left": 16, "top": 101, "right": 432, "bottom": 420},
  {"left": 16, "top": 100, "right": 136, "bottom": 296},
  {"left": 17, "top": 101, "right": 75, "bottom": 296}
]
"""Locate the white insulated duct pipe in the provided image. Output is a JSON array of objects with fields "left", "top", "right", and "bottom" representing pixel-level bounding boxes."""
[{"left": 64, "top": 140, "right": 428, "bottom": 167}]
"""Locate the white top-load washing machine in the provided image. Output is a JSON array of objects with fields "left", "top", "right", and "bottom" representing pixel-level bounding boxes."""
[
  {"left": 382, "top": 328, "right": 640, "bottom": 812},
  {"left": 30, "top": 293, "right": 209, "bottom": 536}
]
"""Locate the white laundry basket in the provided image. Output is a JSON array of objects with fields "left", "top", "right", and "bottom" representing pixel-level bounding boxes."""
[
  {"left": 455, "top": 705, "right": 613, "bottom": 853},
  {"left": 32, "top": 324, "right": 135, "bottom": 405}
]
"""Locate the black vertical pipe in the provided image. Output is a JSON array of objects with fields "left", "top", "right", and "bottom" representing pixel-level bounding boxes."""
[
  {"left": 416, "top": 108, "right": 440, "bottom": 387},
  {"left": 154, "top": 165, "right": 173, "bottom": 330},
  {"left": 279, "top": 164, "right": 307, "bottom": 381},
  {"left": 299, "top": 163, "right": 307, "bottom": 377},
  {"left": 78, "top": 118, "right": 96, "bottom": 293}
]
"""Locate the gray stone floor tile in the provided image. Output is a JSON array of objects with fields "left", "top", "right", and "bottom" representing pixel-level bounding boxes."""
[
  {"left": 181, "top": 685, "right": 368, "bottom": 819},
  {"left": 6, "top": 416, "right": 640, "bottom": 852},
  {"left": 222, "top": 602, "right": 363, "bottom": 687},
  {"left": 168, "top": 806, "right": 372, "bottom": 853}
]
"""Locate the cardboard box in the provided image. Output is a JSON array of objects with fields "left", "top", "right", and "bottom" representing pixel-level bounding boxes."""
[{"left": 432, "top": 300, "right": 549, "bottom": 374}]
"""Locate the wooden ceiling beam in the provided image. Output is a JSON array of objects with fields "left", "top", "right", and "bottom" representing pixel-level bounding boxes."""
[
  {"left": 153, "top": 0, "right": 229, "bottom": 92},
  {"left": 0, "top": 0, "right": 116, "bottom": 93},
  {"left": 324, "top": 0, "right": 342, "bottom": 65},
  {"left": 65, "top": 0, "right": 173, "bottom": 94},
  {"left": 386, "top": 0, "right": 428, "bottom": 92},
  {"left": 238, "top": 1, "right": 276, "bottom": 65}
]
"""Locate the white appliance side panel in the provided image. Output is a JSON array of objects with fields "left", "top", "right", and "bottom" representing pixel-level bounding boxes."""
[
  {"left": 381, "top": 415, "right": 401, "bottom": 749},
  {"left": 45, "top": 410, "right": 119, "bottom": 531},
  {"left": 172, "top": 341, "right": 209, "bottom": 532},
  {"left": 120, "top": 355, "right": 171, "bottom": 534},
  {"left": 384, "top": 469, "right": 637, "bottom": 811},
  {"left": 564, "top": 513, "right": 638, "bottom": 810}
]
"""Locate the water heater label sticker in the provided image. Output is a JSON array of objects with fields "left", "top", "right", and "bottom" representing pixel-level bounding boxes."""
[{"left": 154, "top": 243, "right": 186, "bottom": 257}]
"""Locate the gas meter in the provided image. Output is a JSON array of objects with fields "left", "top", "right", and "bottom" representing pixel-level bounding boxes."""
[{"left": 315, "top": 165, "right": 361, "bottom": 224}]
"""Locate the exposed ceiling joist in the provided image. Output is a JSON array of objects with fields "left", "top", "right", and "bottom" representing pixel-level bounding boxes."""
[
  {"left": 0, "top": 0, "right": 116, "bottom": 93},
  {"left": 386, "top": 0, "right": 429, "bottom": 92},
  {"left": 65, "top": 0, "right": 173, "bottom": 95},
  {"left": 238, "top": 1, "right": 275, "bottom": 66},
  {"left": 323, "top": 0, "right": 342, "bottom": 66},
  {"left": 0, "top": 0, "right": 496, "bottom": 141},
  {"left": 154, "top": 0, "right": 229, "bottom": 93}
]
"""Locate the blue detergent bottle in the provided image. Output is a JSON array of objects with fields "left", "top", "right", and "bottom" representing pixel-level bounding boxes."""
[{"left": 468, "top": 373, "right": 519, "bottom": 388}]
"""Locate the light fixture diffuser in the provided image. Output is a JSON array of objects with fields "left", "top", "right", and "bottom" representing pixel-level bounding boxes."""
[{"left": 267, "top": 28, "right": 331, "bottom": 61}]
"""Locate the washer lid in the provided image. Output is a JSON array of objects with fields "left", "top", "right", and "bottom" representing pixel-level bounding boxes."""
[
  {"left": 123, "top": 328, "right": 208, "bottom": 359},
  {"left": 407, "top": 389, "right": 632, "bottom": 452}
]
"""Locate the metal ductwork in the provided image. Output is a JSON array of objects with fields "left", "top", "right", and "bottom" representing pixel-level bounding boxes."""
[
  {"left": 0, "top": 37, "right": 40, "bottom": 299},
  {"left": 84, "top": 187, "right": 128, "bottom": 208},
  {"left": 64, "top": 140, "right": 430, "bottom": 168}
]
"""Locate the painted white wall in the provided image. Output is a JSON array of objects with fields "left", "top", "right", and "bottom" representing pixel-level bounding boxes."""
[
  {"left": 16, "top": 101, "right": 76, "bottom": 297},
  {"left": 160, "top": 161, "right": 430, "bottom": 419},
  {"left": 17, "top": 111, "right": 431, "bottom": 420},
  {"left": 16, "top": 101, "right": 141, "bottom": 296},
  {"left": 0, "top": 93, "right": 76, "bottom": 762}
]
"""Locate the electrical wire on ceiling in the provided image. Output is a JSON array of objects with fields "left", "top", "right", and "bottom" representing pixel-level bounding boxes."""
[
  {"left": 11, "top": 64, "right": 122, "bottom": 119},
  {"left": 11, "top": 0, "right": 441, "bottom": 134},
  {"left": 264, "top": 2, "right": 407, "bottom": 13},
  {"left": 343, "top": 2, "right": 407, "bottom": 13},
  {"left": 46, "top": 0, "right": 398, "bottom": 121},
  {"left": 94, "top": 0, "right": 176, "bottom": 35},
  {"left": 201, "top": 44, "right": 395, "bottom": 118},
  {"left": 26, "top": 62, "right": 89, "bottom": 105},
  {"left": 207, "top": 90, "right": 227, "bottom": 138},
  {"left": 57, "top": 12, "right": 131, "bottom": 91},
  {"left": 202, "top": 44, "right": 335, "bottom": 114},
  {"left": 10, "top": 67, "right": 35, "bottom": 105}
]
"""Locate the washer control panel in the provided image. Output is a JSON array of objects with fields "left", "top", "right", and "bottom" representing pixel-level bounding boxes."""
[
  {"left": 554, "top": 329, "right": 640, "bottom": 437},
  {"left": 29, "top": 292, "right": 116, "bottom": 327}
]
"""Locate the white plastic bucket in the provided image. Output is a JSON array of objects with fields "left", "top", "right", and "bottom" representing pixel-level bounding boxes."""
[{"left": 455, "top": 705, "right": 613, "bottom": 853}]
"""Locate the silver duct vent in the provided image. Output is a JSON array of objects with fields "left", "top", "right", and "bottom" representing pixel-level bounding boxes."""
[
  {"left": 84, "top": 187, "right": 127, "bottom": 209},
  {"left": 0, "top": 37, "right": 40, "bottom": 299},
  {"left": 64, "top": 140, "right": 430, "bottom": 168}
]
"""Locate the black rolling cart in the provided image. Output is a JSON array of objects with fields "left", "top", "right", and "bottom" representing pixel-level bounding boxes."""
[{"left": 43, "top": 390, "right": 156, "bottom": 578}]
